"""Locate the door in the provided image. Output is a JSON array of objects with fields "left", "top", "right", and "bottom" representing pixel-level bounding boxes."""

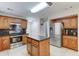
[
  {"left": 70, "top": 17, "right": 77, "bottom": 28},
  {"left": 31, "top": 40, "right": 39, "bottom": 56},
  {"left": 62, "top": 36, "right": 69, "bottom": 48},
  {"left": 27, "top": 38, "right": 32, "bottom": 54},
  {"left": 0, "top": 16, "right": 6, "bottom": 29},
  {"left": 2, "top": 36, "right": 10, "bottom": 50},
  {"left": 0, "top": 38, "right": 2, "bottom": 51},
  {"left": 21, "top": 20, "right": 27, "bottom": 29},
  {"left": 32, "top": 45, "right": 39, "bottom": 56},
  {"left": 69, "top": 37, "right": 78, "bottom": 51},
  {"left": 22, "top": 35, "right": 27, "bottom": 44}
]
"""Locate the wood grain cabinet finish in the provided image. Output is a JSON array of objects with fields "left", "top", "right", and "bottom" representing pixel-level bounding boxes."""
[
  {"left": 62, "top": 36, "right": 78, "bottom": 51},
  {"left": 0, "top": 36, "right": 10, "bottom": 51},
  {"left": 31, "top": 39, "right": 39, "bottom": 56},
  {"left": 62, "top": 19, "right": 71, "bottom": 28},
  {"left": 70, "top": 17, "right": 77, "bottom": 28},
  {"left": 27, "top": 37, "right": 32, "bottom": 54},
  {"left": 0, "top": 16, "right": 9, "bottom": 29},
  {"left": 0, "top": 16, "right": 27, "bottom": 29},
  {"left": 22, "top": 35, "right": 27, "bottom": 44},
  {"left": 21, "top": 20, "right": 27, "bottom": 29},
  {"left": 2, "top": 36, "right": 10, "bottom": 50},
  {"left": 52, "top": 15, "right": 77, "bottom": 28},
  {"left": 27, "top": 37, "right": 50, "bottom": 56}
]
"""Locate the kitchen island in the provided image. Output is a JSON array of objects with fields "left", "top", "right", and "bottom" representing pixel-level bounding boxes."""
[{"left": 27, "top": 36, "right": 50, "bottom": 56}]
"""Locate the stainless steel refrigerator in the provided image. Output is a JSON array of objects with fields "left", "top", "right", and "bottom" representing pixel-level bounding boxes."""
[{"left": 50, "top": 23, "right": 63, "bottom": 47}]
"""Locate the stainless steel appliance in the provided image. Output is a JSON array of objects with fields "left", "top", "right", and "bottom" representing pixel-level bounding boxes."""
[
  {"left": 9, "top": 23, "right": 23, "bottom": 48},
  {"left": 50, "top": 23, "right": 63, "bottom": 47}
]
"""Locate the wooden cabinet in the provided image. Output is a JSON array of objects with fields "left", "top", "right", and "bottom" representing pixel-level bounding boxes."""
[
  {"left": 21, "top": 20, "right": 27, "bottom": 29},
  {"left": 27, "top": 37, "right": 50, "bottom": 56},
  {"left": 51, "top": 15, "right": 77, "bottom": 28},
  {"left": 70, "top": 17, "right": 77, "bottom": 28},
  {"left": 27, "top": 37, "right": 32, "bottom": 54},
  {"left": 2, "top": 36, "right": 10, "bottom": 50},
  {"left": 62, "top": 36, "right": 78, "bottom": 51},
  {"left": 0, "top": 38, "right": 2, "bottom": 51},
  {"left": 39, "top": 39, "right": 50, "bottom": 56},
  {"left": 62, "top": 19, "right": 71, "bottom": 28},
  {"left": 0, "top": 16, "right": 27, "bottom": 29},
  {"left": 0, "top": 36, "right": 10, "bottom": 51},
  {"left": 0, "top": 16, "right": 9, "bottom": 29},
  {"left": 31, "top": 40, "right": 39, "bottom": 56},
  {"left": 22, "top": 35, "right": 27, "bottom": 44},
  {"left": 69, "top": 37, "right": 78, "bottom": 51},
  {"left": 62, "top": 36, "right": 69, "bottom": 48}
]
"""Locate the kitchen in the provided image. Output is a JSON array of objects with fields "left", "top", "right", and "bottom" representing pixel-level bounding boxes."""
[{"left": 0, "top": 2, "right": 79, "bottom": 56}]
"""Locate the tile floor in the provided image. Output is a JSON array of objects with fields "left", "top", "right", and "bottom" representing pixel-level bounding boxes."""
[{"left": 0, "top": 45, "right": 79, "bottom": 56}]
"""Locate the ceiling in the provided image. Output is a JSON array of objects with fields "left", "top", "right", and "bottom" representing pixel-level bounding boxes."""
[{"left": 0, "top": 2, "right": 79, "bottom": 19}]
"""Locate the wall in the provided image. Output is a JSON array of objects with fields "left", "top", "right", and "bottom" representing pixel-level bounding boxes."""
[
  {"left": 26, "top": 17, "right": 40, "bottom": 38},
  {"left": 40, "top": 18, "right": 48, "bottom": 37},
  {"left": 47, "top": 8, "right": 79, "bottom": 51}
]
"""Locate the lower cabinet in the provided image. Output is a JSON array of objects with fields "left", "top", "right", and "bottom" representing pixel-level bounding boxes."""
[
  {"left": 31, "top": 45, "right": 39, "bottom": 56},
  {"left": 0, "top": 36, "right": 10, "bottom": 51},
  {"left": 62, "top": 36, "right": 78, "bottom": 51},
  {"left": 27, "top": 37, "right": 50, "bottom": 56},
  {"left": 27, "top": 37, "right": 32, "bottom": 54},
  {"left": 22, "top": 35, "right": 27, "bottom": 44}
]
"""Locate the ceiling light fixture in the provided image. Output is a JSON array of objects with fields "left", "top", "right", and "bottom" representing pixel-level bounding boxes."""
[{"left": 30, "top": 2, "right": 50, "bottom": 13}]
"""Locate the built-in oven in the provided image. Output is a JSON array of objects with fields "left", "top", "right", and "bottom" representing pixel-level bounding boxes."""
[
  {"left": 9, "top": 23, "right": 23, "bottom": 48},
  {"left": 10, "top": 36, "right": 23, "bottom": 48},
  {"left": 10, "top": 36, "right": 22, "bottom": 43}
]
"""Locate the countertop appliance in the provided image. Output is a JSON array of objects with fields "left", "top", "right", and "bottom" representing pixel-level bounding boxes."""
[{"left": 50, "top": 23, "right": 63, "bottom": 47}]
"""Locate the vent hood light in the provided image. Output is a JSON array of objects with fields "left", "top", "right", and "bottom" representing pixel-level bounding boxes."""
[{"left": 30, "top": 2, "right": 49, "bottom": 13}]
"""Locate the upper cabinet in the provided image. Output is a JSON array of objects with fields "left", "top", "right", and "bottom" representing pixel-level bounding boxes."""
[
  {"left": 62, "top": 16, "right": 77, "bottom": 28},
  {"left": 52, "top": 15, "right": 78, "bottom": 28},
  {"left": 0, "top": 16, "right": 27, "bottom": 29},
  {"left": 70, "top": 17, "right": 77, "bottom": 28},
  {"left": 0, "top": 16, "right": 9, "bottom": 29},
  {"left": 62, "top": 19, "right": 71, "bottom": 28},
  {"left": 21, "top": 20, "right": 27, "bottom": 29}
]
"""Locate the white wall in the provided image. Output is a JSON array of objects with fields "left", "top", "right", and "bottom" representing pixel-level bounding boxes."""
[
  {"left": 26, "top": 17, "right": 40, "bottom": 38},
  {"left": 47, "top": 8, "right": 79, "bottom": 51}
]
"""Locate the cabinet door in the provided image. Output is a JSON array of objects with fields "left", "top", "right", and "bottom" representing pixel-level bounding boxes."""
[
  {"left": 32, "top": 45, "right": 39, "bottom": 56},
  {"left": 2, "top": 36, "right": 10, "bottom": 50},
  {"left": 22, "top": 35, "right": 27, "bottom": 44},
  {"left": 0, "top": 18, "right": 3, "bottom": 29},
  {"left": 4, "top": 19, "right": 9, "bottom": 29},
  {"left": 32, "top": 40, "right": 39, "bottom": 56},
  {"left": 70, "top": 37, "right": 78, "bottom": 51},
  {"left": 27, "top": 43, "right": 32, "bottom": 54},
  {"left": 21, "top": 20, "right": 27, "bottom": 29},
  {"left": 70, "top": 17, "right": 77, "bottom": 28},
  {"left": 62, "top": 36, "right": 69, "bottom": 48},
  {"left": 7, "top": 17, "right": 16, "bottom": 24},
  {"left": 0, "top": 38, "right": 2, "bottom": 51},
  {"left": 27, "top": 38, "right": 32, "bottom": 54},
  {"left": 62, "top": 19, "right": 71, "bottom": 28}
]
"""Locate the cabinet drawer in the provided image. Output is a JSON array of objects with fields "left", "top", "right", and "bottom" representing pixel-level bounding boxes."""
[{"left": 32, "top": 40, "right": 39, "bottom": 47}]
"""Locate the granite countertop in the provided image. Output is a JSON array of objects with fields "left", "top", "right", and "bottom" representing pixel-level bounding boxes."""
[{"left": 27, "top": 35, "right": 49, "bottom": 41}]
